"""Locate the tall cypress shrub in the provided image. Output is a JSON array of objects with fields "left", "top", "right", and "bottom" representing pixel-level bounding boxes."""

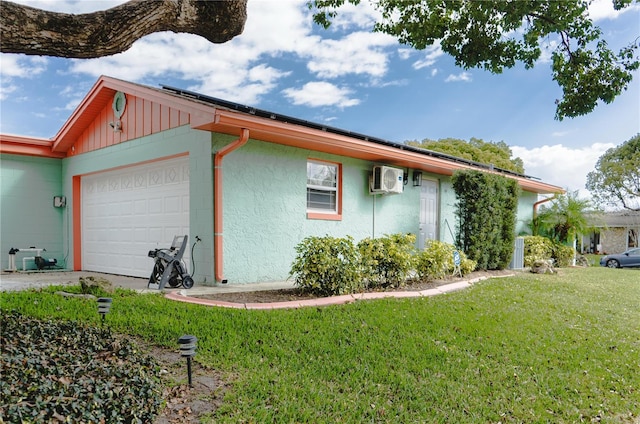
[{"left": 451, "top": 170, "right": 520, "bottom": 270}]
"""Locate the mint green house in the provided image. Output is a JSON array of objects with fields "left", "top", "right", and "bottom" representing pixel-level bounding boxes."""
[{"left": 0, "top": 76, "right": 562, "bottom": 284}]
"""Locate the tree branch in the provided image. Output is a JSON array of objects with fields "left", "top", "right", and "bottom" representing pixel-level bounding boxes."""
[{"left": 0, "top": 0, "right": 247, "bottom": 58}]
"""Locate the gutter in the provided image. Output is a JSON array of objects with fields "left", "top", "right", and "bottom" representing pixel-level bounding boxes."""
[{"left": 214, "top": 128, "right": 249, "bottom": 283}]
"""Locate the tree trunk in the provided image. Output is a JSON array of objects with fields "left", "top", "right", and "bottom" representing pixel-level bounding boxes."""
[{"left": 0, "top": 0, "right": 247, "bottom": 58}]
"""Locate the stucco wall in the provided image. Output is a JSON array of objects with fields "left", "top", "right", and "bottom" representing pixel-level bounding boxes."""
[
  {"left": 216, "top": 138, "right": 423, "bottom": 283},
  {"left": 515, "top": 190, "right": 537, "bottom": 235},
  {"left": 214, "top": 136, "right": 543, "bottom": 283},
  {"left": 0, "top": 154, "right": 64, "bottom": 270},
  {"left": 62, "top": 125, "right": 215, "bottom": 283}
]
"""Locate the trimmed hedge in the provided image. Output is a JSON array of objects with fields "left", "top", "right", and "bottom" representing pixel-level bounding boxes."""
[
  {"left": 451, "top": 170, "right": 520, "bottom": 270},
  {"left": 289, "top": 235, "right": 476, "bottom": 295}
]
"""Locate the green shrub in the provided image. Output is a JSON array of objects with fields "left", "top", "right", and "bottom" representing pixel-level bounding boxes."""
[
  {"left": 553, "top": 243, "right": 576, "bottom": 267},
  {"left": 289, "top": 235, "right": 362, "bottom": 296},
  {"left": 460, "top": 255, "right": 477, "bottom": 275},
  {"left": 523, "top": 235, "right": 554, "bottom": 267},
  {"left": 524, "top": 235, "right": 576, "bottom": 268},
  {"left": 358, "top": 233, "right": 417, "bottom": 289},
  {"left": 415, "top": 240, "right": 476, "bottom": 281}
]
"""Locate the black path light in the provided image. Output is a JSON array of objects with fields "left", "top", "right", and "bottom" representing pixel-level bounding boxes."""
[
  {"left": 178, "top": 335, "right": 197, "bottom": 387},
  {"left": 97, "top": 297, "right": 112, "bottom": 324}
]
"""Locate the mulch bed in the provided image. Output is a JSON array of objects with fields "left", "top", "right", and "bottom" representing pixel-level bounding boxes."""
[{"left": 193, "top": 269, "right": 515, "bottom": 304}]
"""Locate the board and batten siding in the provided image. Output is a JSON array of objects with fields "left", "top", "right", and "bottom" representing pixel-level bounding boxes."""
[{"left": 71, "top": 94, "right": 190, "bottom": 155}]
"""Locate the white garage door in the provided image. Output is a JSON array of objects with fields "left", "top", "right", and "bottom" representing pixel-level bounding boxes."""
[{"left": 82, "top": 156, "right": 190, "bottom": 277}]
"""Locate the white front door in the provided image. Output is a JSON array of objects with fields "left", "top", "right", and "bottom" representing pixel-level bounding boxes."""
[
  {"left": 418, "top": 180, "right": 438, "bottom": 249},
  {"left": 81, "top": 156, "right": 190, "bottom": 277}
]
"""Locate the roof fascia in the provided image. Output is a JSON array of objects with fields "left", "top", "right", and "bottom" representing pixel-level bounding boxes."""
[
  {"left": 199, "top": 109, "right": 564, "bottom": 195},
  {"left": 0, "top": 134, "right": 65, "bottom": 158}
]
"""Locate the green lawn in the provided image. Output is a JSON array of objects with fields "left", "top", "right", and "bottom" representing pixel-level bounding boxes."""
[{"left": 2, "top": 267, "right": 639, "bottom": 423}]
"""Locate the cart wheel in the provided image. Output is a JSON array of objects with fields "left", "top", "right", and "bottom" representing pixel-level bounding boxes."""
[
  {"left": 182, "top": 276, "right": 194, "bottom": 289},
  {"left": 168, "top": 268, "right": 182, "bottom": 288}
]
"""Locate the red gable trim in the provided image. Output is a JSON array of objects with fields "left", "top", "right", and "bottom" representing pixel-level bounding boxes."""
[
  {"left": 51, "top": 75, "right": 217, "bottom": 154},
  {"left": 0, "top": 134, "right": 65, "bottom": 158}
]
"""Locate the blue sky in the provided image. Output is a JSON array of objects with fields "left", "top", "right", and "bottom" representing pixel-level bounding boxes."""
[{"left": 1, "top": 0, "right": 639, "bottom": 198}]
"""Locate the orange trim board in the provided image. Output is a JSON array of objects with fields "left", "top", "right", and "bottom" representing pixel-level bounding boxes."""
[
  {"left": 0, "top": 134, "right": 66, "bottom": 158},
  {"left": 307, "top": 213, "right": 342, "bottom": 221},
  {"left": 209, "top": 110, "right": 564, "bottom": 195},
  {"left": 72, "top": 176, "right": 82, "bottom": 271}
]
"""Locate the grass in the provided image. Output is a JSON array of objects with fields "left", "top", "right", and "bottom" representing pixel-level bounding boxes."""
[
  {"left": 2, "top": 267, "right": 639, "bottom": 423},
  {"left": 583, "top": 253, "right": 603, "bottom": 267}
]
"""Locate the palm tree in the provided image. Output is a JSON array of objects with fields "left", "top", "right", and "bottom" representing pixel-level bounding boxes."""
[{"left": 535, "top": 191, "right": 596, "bottom": 264}]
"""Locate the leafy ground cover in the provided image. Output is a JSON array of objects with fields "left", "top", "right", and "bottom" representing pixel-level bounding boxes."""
[
  {"left": 0, "top": 311, "right": 163, "bottom": 423},
  {"left": 1, "top": 267, "right": 638, "bottom": 423}
]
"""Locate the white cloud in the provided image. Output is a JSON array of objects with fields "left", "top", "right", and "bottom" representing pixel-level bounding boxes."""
[
  {"left": 588, "top": 0, "right": 640, "bottom": 21},
  {"left": 0, "top": 55, "right": 47, "bottom": 78},
  {"left": 397, "top": 48, "right": 413, "bottom": 60},
  {"left": 412, "top": 43, "right": 444, "bottom": 70},
  {"left": 0, "top": 83, "right": 17, "bottom": 101},
  {"left": 445, "top": 72, "right": 472, "bottom": 83},
  {"left": 512, "top": 143, "right": 615, "bottom": 195},
  {"left": 306, "top": 31, "right": 396, "bottom": 79},
  {"left": 282, "top": 81, "right": 360, "bottom": 108},
  {"left": 0, "top": 55, "right": 48, "bottom": 100},
  {"left": 325, "top": 0, "right": 380, "bottom": 30},
  {"left": 56, "top": 0, "right": 397, "bottom": 107}
]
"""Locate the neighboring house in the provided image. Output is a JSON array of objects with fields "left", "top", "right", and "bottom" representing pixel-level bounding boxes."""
[
  {"left": 0, "top": 76, "right": 563, "bottom": 284},
  {"left": 583, "top": 211, "right": 640, "bottom": 254}
]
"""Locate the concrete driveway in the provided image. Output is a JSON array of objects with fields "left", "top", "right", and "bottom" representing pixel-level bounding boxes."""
[
  {"left": 0, "top": 271, "right": 148, "bottom": 292},
  {"left": 0, "top": 270, "right": 294, "bottom": 294}
]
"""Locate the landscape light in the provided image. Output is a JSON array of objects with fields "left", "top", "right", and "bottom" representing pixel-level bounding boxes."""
[
  {"left": 178, "top": 335, "right": 197, "bottom": 387},
  {"left": 97, "top": 297, "right": 112, "bottom": 323}
]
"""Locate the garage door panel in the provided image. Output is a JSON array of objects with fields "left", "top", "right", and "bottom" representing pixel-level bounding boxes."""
[{"left": 82, "top": 157, "right": 190, "bottom": 278}]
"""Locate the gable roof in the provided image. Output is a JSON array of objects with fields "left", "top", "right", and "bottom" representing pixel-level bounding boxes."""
[{"left": 1, "top": 75, "right": 564, "bottom": 194}]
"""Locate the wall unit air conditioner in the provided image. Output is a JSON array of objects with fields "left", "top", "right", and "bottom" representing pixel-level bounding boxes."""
[{"left": 371, "top": 166, "right": 404, "bottom": 194}]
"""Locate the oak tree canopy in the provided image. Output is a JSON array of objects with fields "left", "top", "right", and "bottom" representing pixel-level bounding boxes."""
[
  {"left": 309, "top": 0, "right": 639, "bottom": 120},
  {"left": 407, "top": 137, "right": 525, "bottom": 175},
  {"left": 586, "top": 134, "right": 640, "bottom": 211}
]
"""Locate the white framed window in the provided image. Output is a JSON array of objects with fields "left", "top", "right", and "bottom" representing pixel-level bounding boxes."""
[{"left": 307, "top": 159, "right": 341, "bottom": 219}]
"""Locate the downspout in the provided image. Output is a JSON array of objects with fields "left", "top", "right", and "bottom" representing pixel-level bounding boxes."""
[
  {"left": 214, "top": 128, "right": 249, "bottom": 283},
  {"left": 533, "top": 196, "right": 555, "bottom": 219},
  {"left": 532, "top": 195, "right": 556, "bottom": 235}
]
